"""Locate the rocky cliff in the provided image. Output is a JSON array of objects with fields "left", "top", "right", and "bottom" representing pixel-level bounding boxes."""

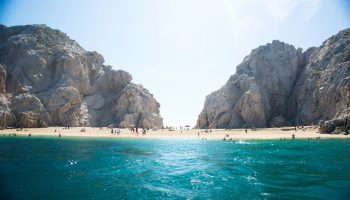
[
  {"left": 197, "top": 28, "right": 350, "bottom": 129},
  {"left": 0, "top": 24, "right": 163, "bottom": 128}
]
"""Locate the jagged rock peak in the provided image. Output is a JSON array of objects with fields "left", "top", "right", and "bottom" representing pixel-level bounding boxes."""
[
  {"left": 197, "top": 28, "right": 350, "bottom": 129},
  {"left": 0, "top": 24, "right": 163, "bottom": 128}
]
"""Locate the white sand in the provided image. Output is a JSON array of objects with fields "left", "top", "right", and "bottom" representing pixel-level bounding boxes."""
[{"left": 0, "top": 126, "right": 349, "bottom": 140}]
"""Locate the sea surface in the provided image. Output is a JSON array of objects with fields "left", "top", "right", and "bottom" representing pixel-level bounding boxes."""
[{"left": 0, "top": 136, "right": 349, "bottom": 200}]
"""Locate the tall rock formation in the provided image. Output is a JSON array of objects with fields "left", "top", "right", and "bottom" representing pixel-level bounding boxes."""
[
  {"left": 0, "top": 24, "right": 163, "bottom": 128},
  {"left": 293, "top": 29, "right": 350, "bottom": 123},
  {"left": 197, "top": 28, "right": 350, "bottom": 129}
]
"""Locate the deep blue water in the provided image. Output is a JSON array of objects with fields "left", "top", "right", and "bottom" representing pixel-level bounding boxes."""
[{"left": 0, "top": 136, "right": 349, "bottom": 200}]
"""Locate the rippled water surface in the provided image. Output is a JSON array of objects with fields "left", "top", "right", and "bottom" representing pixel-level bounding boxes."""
[{"left": 0, "top": 137, "right": 349, "bottom": 199}]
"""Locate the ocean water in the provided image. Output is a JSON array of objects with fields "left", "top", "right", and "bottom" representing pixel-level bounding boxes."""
[{"left": 0, "top": 137, "right": 349, "bottom": 200}]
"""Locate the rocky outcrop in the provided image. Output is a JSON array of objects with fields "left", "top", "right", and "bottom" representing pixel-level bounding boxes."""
[
  {"left": 0, "top": 24, "right": 163, "bottom": 128},
  {"left": 39, "top": 87, "right": 82, "bottom": 126},
  {"left": 11, "top": 93, "right": 52, "bottom": 127},
  {"left": 293, "top": 29, "right": 350, "bottom": 124},
  {"left": 116, "top": 84, "right": 162, "bottom": 129},
  {"left": 197, "top": 29, "right": 350, "bottom": 129},
  {"left": 319, "top": 116, "right": 349, "bottom": 134}
]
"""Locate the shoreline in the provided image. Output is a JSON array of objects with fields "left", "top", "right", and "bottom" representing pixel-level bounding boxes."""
[{"left": 0, "top": 126, "right": 349, "bottom": 141}]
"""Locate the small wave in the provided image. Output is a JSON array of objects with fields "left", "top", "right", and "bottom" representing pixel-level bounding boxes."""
[
  {"left": 190, "top": 179, "right": 201, "bottom": 183},
  {"left": 67, "top": 160, "right": 78, "bottom": 166},
  {"left": 261, "top": 192, "right": 271, "bottom": 196},
  {"left": 237, "top": 140, "right": 251, "bottom": 144}
]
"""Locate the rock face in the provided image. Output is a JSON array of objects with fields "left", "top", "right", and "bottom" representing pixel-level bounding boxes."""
[
  {"left": 0, "top": 24, "right": 163, "bottom": 128},
  {"left": 293, "top": 29, "right": 350, "bottom": 123},
  {"left": 197, "top": 29, "right": 350, "bottom": 129}
]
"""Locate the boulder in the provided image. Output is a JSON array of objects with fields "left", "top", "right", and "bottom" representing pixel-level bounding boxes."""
[
  {"left": 40, "top": 87, "right": 83, "bottom": 126},
  {"left": 11, "top": 93, "right": 51, "bottom": 127},
  {"left": 318, "top": 118, "right": 349, "bottom": 134},
  {"left": 318, "top": 120, "right": 335, "bottom": 134},
  {"left": 114, "top": 83, "right": 161, "bottom": 122}
]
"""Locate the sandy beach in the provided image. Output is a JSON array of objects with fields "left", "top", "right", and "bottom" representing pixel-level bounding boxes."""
[{"left": 0, "top": 126, "right": 349, "bottom": 140}]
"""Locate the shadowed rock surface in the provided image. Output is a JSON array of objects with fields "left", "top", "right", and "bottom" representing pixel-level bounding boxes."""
[
  {"left": 0, "top": 24, "right": 163, "bottom": 128},
  {"left": 197, "top": 28, "right": 350, "bottom": 129}
]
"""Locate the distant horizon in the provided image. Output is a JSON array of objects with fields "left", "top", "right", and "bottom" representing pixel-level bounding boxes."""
[{"left": 1, "top": 0, "right": 350, "bottom": 127}]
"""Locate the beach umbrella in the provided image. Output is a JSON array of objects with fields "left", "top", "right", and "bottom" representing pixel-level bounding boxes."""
[{"left": 184, "top": 125, "right": 190, "bottom": 128}]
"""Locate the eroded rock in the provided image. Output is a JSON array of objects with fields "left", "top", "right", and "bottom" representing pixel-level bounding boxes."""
[
  {"left": 0, "top": 24, "right": 163, "bottom": 128},
  {"left": 197, "top": 29, "right": 350, "bottom": 129}
]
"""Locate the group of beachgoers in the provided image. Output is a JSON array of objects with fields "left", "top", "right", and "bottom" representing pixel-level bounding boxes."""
[
  {"left": 3, "top": 132, "right": 33, "bottom": 137},
  {"left": 129, "top": 127, "right": 148, "bottom": 135},
  {"left": 111, "top": 128, "right": 121, "bottom": 135},
  {"left": 278, "top": 133, "right": 321, "bottom": 140}
]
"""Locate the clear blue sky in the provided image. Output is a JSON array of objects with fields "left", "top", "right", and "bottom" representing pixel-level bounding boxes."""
[{"left": 1, "top": 0, "right": 349, "bottom": 127}]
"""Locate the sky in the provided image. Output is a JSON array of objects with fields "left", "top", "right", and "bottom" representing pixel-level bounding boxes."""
[{"left": 1, "top": 0, "right": 350, "bottom": 127}]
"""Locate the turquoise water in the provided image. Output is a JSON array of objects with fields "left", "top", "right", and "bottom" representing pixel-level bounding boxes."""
[{"left": 0, "top": 137, "right": 349, "bottom": 199}]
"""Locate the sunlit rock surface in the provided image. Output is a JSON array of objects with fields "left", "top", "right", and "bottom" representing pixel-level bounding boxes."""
[
  {"left": 0, "top": 24, "right": 163, "bottom": 128},
  {"left": 197, "top": 29, "right": 350, "bottom": 129}
]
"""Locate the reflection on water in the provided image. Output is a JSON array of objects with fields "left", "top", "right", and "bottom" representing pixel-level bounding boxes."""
[{"left": 0, "top": 137, "right": 349, "bottom": 199}]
